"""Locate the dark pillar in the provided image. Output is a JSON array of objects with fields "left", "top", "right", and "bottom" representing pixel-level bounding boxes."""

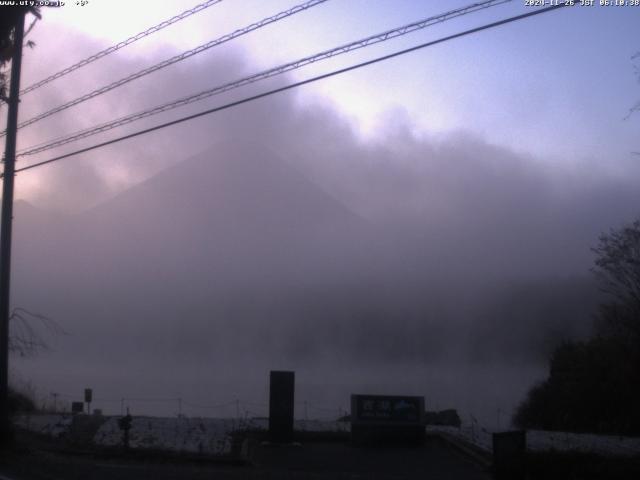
[
  {"left": 268, "top": 370, "right": 294, "bottom": 443},
  {"left": 0, "top": 12, "right": 25, "bottom": 446},
  {"left": 493, "top": 430, "right": 526, "bottom": 480}
]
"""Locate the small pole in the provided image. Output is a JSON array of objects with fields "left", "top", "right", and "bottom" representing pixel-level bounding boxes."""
[
  {"left": 177, "top": 398, "right": 182, "bottom": 417},
  {"left": 120, "top": 398, "right": 125, "bottom": 416},
  {"left": 304, "top": 401, "right": 308, "bottom": 421},
  {"left": 0, "top": 12, "right": 26, "bottom": 445},
  {"left": 51, "top": 392, "right": 58, "bottom": 413},
  {"left": 235, "top": 399, "right": 240, "bottom": 419}
]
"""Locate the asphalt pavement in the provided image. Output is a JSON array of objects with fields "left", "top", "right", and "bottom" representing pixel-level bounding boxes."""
[{"left": 0, "top": 435, "right": 491, "bottom": 479}]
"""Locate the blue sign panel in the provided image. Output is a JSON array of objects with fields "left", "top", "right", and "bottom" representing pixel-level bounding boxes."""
[{"left": 351, "top": 394, "right": 424, "bottom": 425}]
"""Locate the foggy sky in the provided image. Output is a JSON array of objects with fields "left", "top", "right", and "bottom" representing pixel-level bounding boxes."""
[{"left": 5, "top": 28, "right": 640, "bottom": 426}]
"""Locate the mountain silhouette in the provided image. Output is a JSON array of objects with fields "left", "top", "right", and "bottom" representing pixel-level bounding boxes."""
[{"left": 62, "top": 141, "right": 380, "bottom": 287}]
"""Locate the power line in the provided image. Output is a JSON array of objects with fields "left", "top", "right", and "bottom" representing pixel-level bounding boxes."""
[
  {"left": 20, "top": 0, "right": 226, "bottom": 95},
  {"left": 242, "top": 401, "right": 268, "bottom": 407},
  {"left": 123, "top": 397, "right": 180, "bottom": 403},
  {"left": 182, "top": 400, "right": 237, "bottom": 409},
  {"left": 4, "top": 0, "right": 329, "bottom": 136},
  {"left": 11, "top": 2, "right": 571, "bottom": 176},
  {"left": 17, "top": 0, "right": 511, "bottom": 157}
]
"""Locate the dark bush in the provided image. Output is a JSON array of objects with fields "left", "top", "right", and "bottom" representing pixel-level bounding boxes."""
[
  {"left": 514, "top": 219, "right": 640, "bottom": 435},
  {"left": 514, "top": 337, "right": 640, "bottom": 435},
  {"left": 8, "top": 386, "right": 36, "bottom": 414}
]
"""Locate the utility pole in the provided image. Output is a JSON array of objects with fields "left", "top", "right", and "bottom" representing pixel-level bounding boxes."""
[{"left": 0, "top": 12, "right": 25, "bottom": 446}]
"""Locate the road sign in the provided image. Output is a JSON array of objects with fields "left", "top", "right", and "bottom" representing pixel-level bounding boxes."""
[
  {"left": 351, "top": 394, "right": 424, "bottom": 424},
  {"left": 351, "top": 394, "right": 425, "bottom": 445}
]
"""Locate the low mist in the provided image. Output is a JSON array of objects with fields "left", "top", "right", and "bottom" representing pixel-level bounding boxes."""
[{"left": 9, "top": 42, "right": 640, "bottom": 427}]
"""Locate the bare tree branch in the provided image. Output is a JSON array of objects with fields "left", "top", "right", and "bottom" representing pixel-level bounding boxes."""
[
  {"left": 8, "top": 307, "right": 66, "bottom": 357},
  {"left": 591, "top": 219, "right": 640, "bottom": 341}
]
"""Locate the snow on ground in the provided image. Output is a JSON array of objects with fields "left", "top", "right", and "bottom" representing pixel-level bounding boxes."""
[
  {"left": 526, "top": 430, "right": 640, "bottom": 457},
  {"left": 428, "top": 424, "right": 640, "bottom": 458},
  {"left": 93, "top": 417, "right": 348, "bottom": 455},
  {"left": 18, "top": 414, "right": 638, "bottom": 458},
  {"left": 14, "top": 414, "right": 348, "bottom": 456},
  {"left": 13, "top": 413, "right": 72, "bottom": 437},
  {"left": 94, "top": 417, "right": 245, "bottom": 455}
]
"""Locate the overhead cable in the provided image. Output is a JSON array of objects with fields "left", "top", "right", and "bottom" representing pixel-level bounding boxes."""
[
  {"left": 11, "top": 2, "right": 572, "bottom": 175},
  {"left": 18, "top": 0, "right": 511, "bottom": 156},
  {"left": 20, "top": 0, "right": 226, "bottom": 95},
  {"left": 5, "top": 0, "right": 330, "bottom": 135}
]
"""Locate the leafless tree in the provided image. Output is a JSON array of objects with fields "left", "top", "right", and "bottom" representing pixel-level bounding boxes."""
[
  {"left": 592, "top": 219, "right": 640, "bottom": 340},
  {"left": 628, "top": 51, "right": 640, "bottom": 121},
  {"left": 9, "top": 307, "right": 65, "bottom": 357}
]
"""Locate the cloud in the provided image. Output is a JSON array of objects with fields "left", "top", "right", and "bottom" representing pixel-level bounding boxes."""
[{"left": 8, "top": 33, "right": 640, "bottom": 424}]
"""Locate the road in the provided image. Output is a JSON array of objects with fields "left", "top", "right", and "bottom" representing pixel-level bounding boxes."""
[{"left": 0, "top": 436, "right": 491, "bottom": 479}]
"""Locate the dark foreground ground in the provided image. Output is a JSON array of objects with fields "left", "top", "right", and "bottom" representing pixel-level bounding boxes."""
[
  {"left": 0, "top": 431, "right": 490, "bottom": 480},
  {"left": 5, "top": 428, "right": 639, "bottom": 479}
]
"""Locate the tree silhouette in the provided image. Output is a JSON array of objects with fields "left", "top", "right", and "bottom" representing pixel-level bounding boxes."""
[
  {"left": 514, "top": 219, "right": 640, "bottom": 435},
  {"left": 592, "top": 219, "right": 640, "bottom": 342}
]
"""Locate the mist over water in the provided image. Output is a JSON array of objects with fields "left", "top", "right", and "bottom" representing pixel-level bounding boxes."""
[{"left": 9, "top": 46, "right": 640, "bottom": 428}]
